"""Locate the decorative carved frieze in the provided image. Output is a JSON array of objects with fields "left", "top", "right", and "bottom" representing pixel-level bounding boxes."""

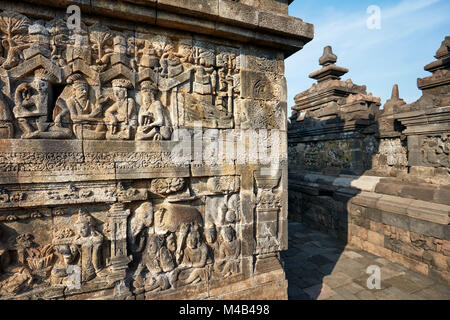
[{"left": 0, "top": 10, "right": 246, "bottom": 144}]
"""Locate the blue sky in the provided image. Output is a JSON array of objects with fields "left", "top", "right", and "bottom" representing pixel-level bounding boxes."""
[{"left": 285, "top": 0, "right": 450, "bottom": 113}]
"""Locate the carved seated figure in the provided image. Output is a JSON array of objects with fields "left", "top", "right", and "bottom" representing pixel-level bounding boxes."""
[
  {"left": 50, "top": 228, "right": 78, "bottom": 286},
  {"left": 136, "top": 81, "right": 172, "bottom": 141},
  {"left": 215, "top": 225, "right": 240, "bottom": 278},
  {"left": 104, "top": 79, "right": 137, "bottom": 140},
  {"left": 173, "top": 228, "right": 208, "bottom": 288},
  {"left": 52, "top": 74, "right": 107, "bottom": 140},
  {"left": 0, "top": 233, "right": 38, "bottom": 295},
  {"left": 72, "top": 210, "right": 104, "bottom": 283},
  {"left": 141, "top": 233, "right": 174, "bottom": 292},
  {"left": 13, "top": 77, "right": 50, "bottom": 139}
]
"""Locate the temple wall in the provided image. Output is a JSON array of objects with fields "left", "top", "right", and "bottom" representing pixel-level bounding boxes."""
[
  {"left": 0, "top": 0, "right": 313, "bottom": 299},
  {"left": 288, "top": 42, "right": 450, "bottom": 285}
]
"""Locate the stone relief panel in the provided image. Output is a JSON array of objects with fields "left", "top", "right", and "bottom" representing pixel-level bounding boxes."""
[
  {"left": 0, "top": 207, "right": 112, "bottom": 297},
  {"left": 0, "top": 10, "right": 248, "bottom": 143},
  {"left": 0, "top": 177, "right": 250, "bottom": 298},
  {"left": 422, "top": 135, "right": 450, "bottom": 167},
  {"left": 128, "top": 194, "right": 243, "bottom": 296},
  {"left": 204, "top": 193, "right": 242, "bottom": 280},
  {"left": 375, "top": 138, "right": 408, "bottom": 167},
  {"left": 291, "top": 138, "right": 380, "bottom": 174},
  {"left": 302, "top": 141, "right": 352, "bottom": 170},
  {"left": 254, "top": 171, "right": 282, "bottom": 255}
]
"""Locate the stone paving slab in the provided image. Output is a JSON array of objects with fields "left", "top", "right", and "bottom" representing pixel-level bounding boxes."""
[{"left": 281, "top": 221, "right": 450, "bottom": 300}]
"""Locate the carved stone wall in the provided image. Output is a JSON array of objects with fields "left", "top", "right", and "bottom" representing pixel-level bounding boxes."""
[
  {"left": 288, "top": 42, "right": 450, "bottom": 285},
  {"left": 0, "top": 1, "right": 313, "bottom": 299}
]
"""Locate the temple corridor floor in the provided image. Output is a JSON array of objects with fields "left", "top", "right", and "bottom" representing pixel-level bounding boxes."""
[{"left": 281, "top": 221, "right": 450, "bottom": 300}]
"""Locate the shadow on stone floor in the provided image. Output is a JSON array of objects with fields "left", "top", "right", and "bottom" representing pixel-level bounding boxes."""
[
  {"left": 280, "top": 221, "right": 346, "bottom": 300},
  {"left": 280, "top": 221, "right": 450, "bottom": 300},
  {"left": 285, "top": 113, "right": 368, "bottom": 299}
]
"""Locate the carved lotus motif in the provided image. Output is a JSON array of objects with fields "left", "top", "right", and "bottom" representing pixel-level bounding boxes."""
[
  {"left": 151, "top": 178, "right": 185, "bottom": 195},
  {"left": 0, "top": 188, "right": 9, "bottom": 203},
  {"left": 53, "top": 228, "right": 75, "bottom": 240},
  {"left": 6, "top": 215, "right": 18, "bottom": 221},
  {"left": 25, "top": 244, "right": 55, "bottom": 277},
  {"left": 256, "top": 189, "right": 281, "bottom": 210},
  {"left": 29, "top": 212, "right": 43, "bottom": 219},
  {"left": 10, "top": 192, "right": 24, "bottom": 202}
]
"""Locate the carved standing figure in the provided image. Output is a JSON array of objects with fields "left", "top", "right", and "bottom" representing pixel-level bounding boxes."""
[{"left": 72, "top": 210, "right": 104, "bottom": 282}]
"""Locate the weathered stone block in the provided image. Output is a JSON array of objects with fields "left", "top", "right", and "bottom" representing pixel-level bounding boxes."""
[
  {"left": 367, "top": 230, "right": 384, "bottom": 246},
  {"left": 157, "top": 0, "right": 219, "bottom": 18},
  {"left": 258, "top": 11, "right": 313, "bottom": 39},
  {"left": 258, "top": 0, "right": 289, "bottom": 15},
  {"left": 381, "top": 212, "right": 410, "bottom": 232},
  {"left": 409, "top": 218, "right": 446, "bottom": 239},
  {"left": 218, "top": 0, "right": 259, "bottom": 29},
  {"left": 401, "top": 185, "right": 434, "bottom": 202},
  {"left": 433, "top": 188, "right": 450, "bottom": 206}
]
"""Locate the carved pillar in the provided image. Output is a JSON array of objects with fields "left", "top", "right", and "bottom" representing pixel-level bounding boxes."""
[
  {"left": 107, "top": 203, "right": 131, "bottom": 281},
  {"left": 253, "top": 170, "right": 282, "bottom": 274}
]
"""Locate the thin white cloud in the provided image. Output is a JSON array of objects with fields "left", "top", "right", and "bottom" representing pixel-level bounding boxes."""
[{"left": 382, "top": 0, "right": 441, "bottom": 19}]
